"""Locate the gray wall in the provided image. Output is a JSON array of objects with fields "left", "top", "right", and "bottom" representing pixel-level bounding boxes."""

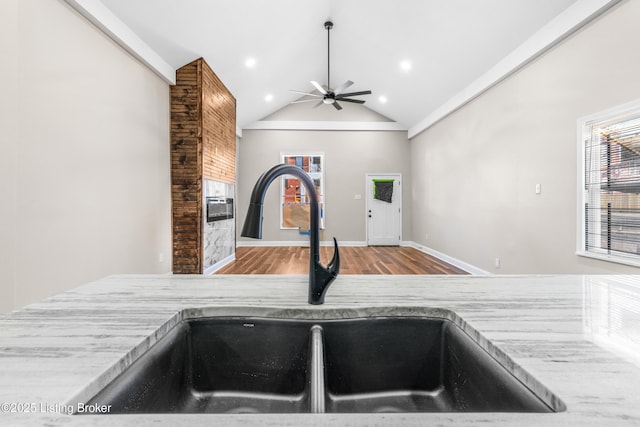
[
  {"left": 238, "top": 103, "right": 410, "bottom": 244},
  {"left": 409, "top": 0, "right": 640, "bottom": 274},
  {"left": 0, "top": 0, "right": 172, "bottom": 312}
]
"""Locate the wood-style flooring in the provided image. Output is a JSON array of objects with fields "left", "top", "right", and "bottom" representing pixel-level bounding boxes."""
[{"left": 215, "top": 246, "right": 468, "bottom": 275}]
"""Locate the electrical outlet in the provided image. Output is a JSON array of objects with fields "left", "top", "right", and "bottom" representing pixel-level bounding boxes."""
[
  {"left": 425, "top": 233, "right": 429, "bottom": 241},
  {"left": 495, "top": 257, "right": 500, "bottom": 268},
  {"left": 159, "top": 253, "right": 164, "bottom": 263}
]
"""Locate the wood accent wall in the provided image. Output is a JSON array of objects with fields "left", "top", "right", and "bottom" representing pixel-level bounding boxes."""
[
  {"left": 202, "top": 64, "right": 236, "bottom": 183},
  {"left": 170, "top": 58, "right": 236, "bottom": 274}
]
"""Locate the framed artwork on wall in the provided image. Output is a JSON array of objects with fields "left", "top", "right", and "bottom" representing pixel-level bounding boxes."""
[{"left": 280, "top": 153, "right": 325, "bottom": 231}]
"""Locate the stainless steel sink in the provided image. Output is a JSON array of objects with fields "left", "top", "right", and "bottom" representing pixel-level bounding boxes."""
[{"left": 80, "top": 315, "right": 564, "bottom": 414}]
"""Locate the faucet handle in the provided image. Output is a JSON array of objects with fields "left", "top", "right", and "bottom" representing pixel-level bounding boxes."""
[{"left": 327, "top": 237, "right": 340, "bottom": 275}]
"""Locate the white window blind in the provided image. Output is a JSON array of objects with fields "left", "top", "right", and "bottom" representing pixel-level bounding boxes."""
[{"left": 582, "top": 103, "right": 640, "bottom": 265}]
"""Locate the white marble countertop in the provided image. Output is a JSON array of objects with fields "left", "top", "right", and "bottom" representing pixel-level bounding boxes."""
[{"left": 1, "top": 274, "right": 640, "bottom": 426}]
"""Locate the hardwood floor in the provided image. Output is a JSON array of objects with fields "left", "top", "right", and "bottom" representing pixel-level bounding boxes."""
[{"left": 215, "top": 246, "right": 468, "bottom": 275}]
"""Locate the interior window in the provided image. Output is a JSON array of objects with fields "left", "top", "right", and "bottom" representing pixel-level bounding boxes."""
[{"left": 280, "top": 153, "right": 325, "bottom": 232}]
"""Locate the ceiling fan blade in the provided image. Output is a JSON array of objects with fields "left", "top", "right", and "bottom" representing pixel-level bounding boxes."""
[
  {"left": 333, "top": 80, "right": 354, "bottom": 96},
  {"left": 332, "top": 101, "right": 343, "bottom": 111},
  {"left": 338, "top": 98, "right": 366, "bottom": 104},
  {"left": 289, "top": 90, "right": 323, "bottom": 97},
  {"left": 291, "top": 99, "right": 324, "bottom": 104},
  {"left": 312, "top": 100, "right": 324, "bottom": 108},
  {"left": 336, "top": 90, "right": 372, "bottom": 98},
  {"left": 310, "top": 81, "right": 327, "bottom": 95}
]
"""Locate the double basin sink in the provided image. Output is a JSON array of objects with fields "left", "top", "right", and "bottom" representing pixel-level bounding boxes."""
[{"left": 80, "top": 309, "right": 564, "bottom": 414}]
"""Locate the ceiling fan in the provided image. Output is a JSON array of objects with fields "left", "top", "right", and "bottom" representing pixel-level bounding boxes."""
[{"left": 290, "top": 21, "right": 372, "bottom": 110}]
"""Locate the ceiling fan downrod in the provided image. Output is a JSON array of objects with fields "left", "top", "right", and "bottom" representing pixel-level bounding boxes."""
[{"left": 325, "top": 20, "right": 333, "bottom": 92}]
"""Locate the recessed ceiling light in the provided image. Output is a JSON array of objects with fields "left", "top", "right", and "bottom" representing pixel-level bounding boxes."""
[
  {"left": 379, "top": 96, "right": 388, "bottom": 103},
  {"left": 245, "top": 57, "right": 257, "bottom": 68},
  {"left": 400, "top": 60, "right": 412, "bottom": 71},
  {"left": 264, "top": 94, "right": 273, "bottom": 102}
]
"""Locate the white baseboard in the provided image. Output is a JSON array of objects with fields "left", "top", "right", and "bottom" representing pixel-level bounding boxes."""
[
  {"left": 204, "top": 253, "right": 236, "bottom": 275},
  {"left": 330, "top": 241, "right": 366, "bottom": 247},
  {"left": 406, "top": 241, "right": 490, "bottom": 276},
  {"left": 237, "top": 240, "right": 367, "bottom": 247}
]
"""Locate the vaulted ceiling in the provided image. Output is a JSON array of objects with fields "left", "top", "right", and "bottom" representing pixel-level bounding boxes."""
[{"left": 81, "top": 0, "right": 615, "bottom": 133}]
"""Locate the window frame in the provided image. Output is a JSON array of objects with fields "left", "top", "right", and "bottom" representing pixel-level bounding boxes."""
[
  {"left": 577, "top": 98, "right": 640, "bottom": 268},
  {"left": 279, "top": 152, "right": 325, "bottom": 231}
]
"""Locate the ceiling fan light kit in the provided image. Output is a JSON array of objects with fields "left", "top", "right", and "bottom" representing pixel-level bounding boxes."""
[{"left": 290, "top": 20, "right": 372, "bottom": 110}]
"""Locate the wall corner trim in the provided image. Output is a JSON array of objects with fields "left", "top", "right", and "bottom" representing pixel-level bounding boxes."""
[
  {"left": 64, "top": 0, "right": 176, "bottom": 84},
  {"left": 407, "top": 0, "right": 622, "bottom": 139}
]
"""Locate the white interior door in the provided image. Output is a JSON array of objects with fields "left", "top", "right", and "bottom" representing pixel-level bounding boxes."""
[{"left": 366, "top": 174, "right": 402, "bottom": 246}]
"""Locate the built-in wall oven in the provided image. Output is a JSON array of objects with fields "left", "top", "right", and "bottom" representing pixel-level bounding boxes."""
[{"left": 206, "top": 197, "right": 234, "bottom": 222}]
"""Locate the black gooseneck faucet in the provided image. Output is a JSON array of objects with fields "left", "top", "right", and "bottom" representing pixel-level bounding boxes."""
[{"left": 241, "top": 164, "right": 340, "bottom": 304}]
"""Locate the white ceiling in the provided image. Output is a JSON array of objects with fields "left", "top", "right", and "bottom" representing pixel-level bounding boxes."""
[{"left": 96, "top": 0, "right": 583, "bottom": 129}]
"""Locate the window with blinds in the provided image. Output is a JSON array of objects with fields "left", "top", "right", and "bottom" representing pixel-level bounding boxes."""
[{"left": 581, "top": 100, "right": 640, "bottom": 266}]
